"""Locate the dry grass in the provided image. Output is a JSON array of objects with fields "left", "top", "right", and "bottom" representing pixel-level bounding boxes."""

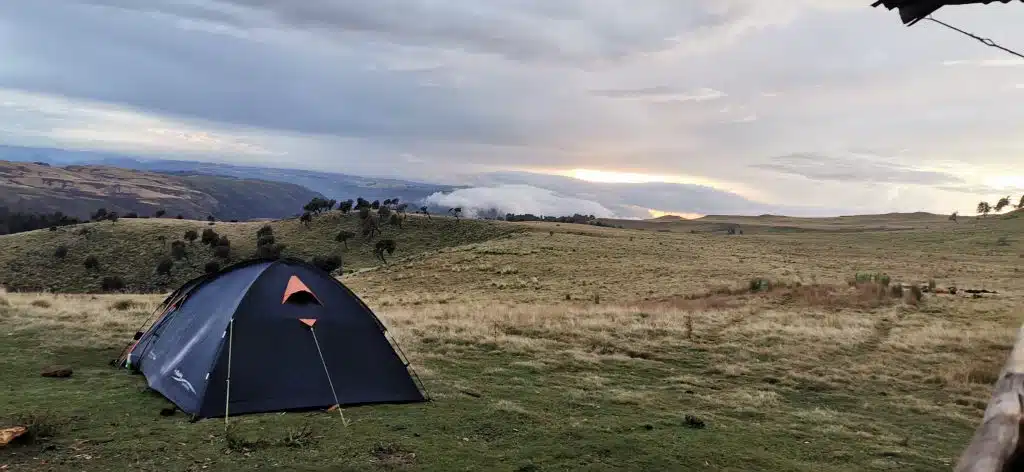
[{"left": 2, "top": 214, "right": 1023, "bottom": 470}]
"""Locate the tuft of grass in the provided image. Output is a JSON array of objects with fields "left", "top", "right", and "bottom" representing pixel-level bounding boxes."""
[
  {"left": 109, "top": 299, "right": 142, "bottom": 311},
  {"left": 30, "top": 299, "right": 51, "bottom": 308}
]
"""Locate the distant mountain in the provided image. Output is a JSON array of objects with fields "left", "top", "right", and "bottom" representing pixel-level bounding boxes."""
[
  {"left": 0, "top": 160, "right": 323, "bottom": 220},
  {"left": 0, "top": 144, "right": 459, "bottom": 205}
]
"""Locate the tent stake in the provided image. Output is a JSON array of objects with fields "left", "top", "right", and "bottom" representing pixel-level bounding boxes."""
[{"left": 309, "top": 326, "right": 349, "bottom": 426}]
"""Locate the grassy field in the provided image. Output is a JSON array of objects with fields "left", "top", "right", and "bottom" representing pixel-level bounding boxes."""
[
  {"left": 1, "top": 213, "right": 1023, "bottom": 471},
  {"left": 0, "top": 212, "right": 517, "bottom": 292}
]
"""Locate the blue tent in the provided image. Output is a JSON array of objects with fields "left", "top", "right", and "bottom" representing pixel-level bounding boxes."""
[{"left": 120, "top": 257, "right": 427, "bottom": 419}]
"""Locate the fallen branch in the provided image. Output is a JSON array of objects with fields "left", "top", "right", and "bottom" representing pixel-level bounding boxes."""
[{"left": 956, "top": 323, "right": 1024, "bottom": 471}]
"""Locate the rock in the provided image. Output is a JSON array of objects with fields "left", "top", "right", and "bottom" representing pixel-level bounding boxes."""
[{"left": 41, "top": 367, "right": 72, "bottom": 378}]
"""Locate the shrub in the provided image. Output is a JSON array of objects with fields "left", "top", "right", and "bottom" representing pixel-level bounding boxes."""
[
  {"left": 853, "top": 272, "right": 890, "bottom": 286},
  {"left": 183, "top": 229, "right": 198, "bottom": 243},
  {"left": 31, "top": 299, "right": 52, "bottom": 308},
  {"left": 154, "top": 209, "right": 166, "bottom": 218},
  {"left": 201, "top": 228, "right": 219, "bottom": 246},
  {"left": 49, "top": 225, "right": 58, "bottom": 232},
  {"left": 256, "top": 243, "right": 286, "bottom": 260},
  {"left": 257, "top": 235, "right": 276, "bottom": 247},
  {"left": 906, "top": 285, "right": 924, "bottom": 304},
  {"left": 217, "top": 235, "right": 230, "bottom": 248},
  {"left": 156, "top": 258, "right": 173, "bottom": 276},
  {"left": 256, "top": 224, "right": 274, "bottom": 238},
  {"left": 111, "top": 299, "right": 141, "bottom": 311},
  {"left": 170, "top": 240, "right": 187, "bottom": 260},
  {"left": 54, "top": 246, "right": 68, "bottom": 259},
  {"left": 748, "top": 278, "right": 773, "bottom": 292},
  {"left": 204, "top": 261, "right": 221, "bottom": 274},
  {"left": 890, "top": 284, "right": 904, "bottom": 298},
  {"left": 83, "top": 255, "right": 100, "bottom": 270},
  {"left": 100, "top": 276, "right": 126, "bottom": 292},
  {"left": 124, "top": 212, "right": 138, "bottom": 218},
  {"left": 300, "top": 212, "right": 312, "bottom": 225},
  {"left": 311, "top": 255, "right": 342, "bottom": 274},
  {"left": 214, "top": 245, "right": 231, "bottom": 260}
]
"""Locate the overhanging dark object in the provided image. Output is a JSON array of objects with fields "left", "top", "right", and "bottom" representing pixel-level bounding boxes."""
[
  {"left": 871, "top": 0, "right": 1021, "bottom": 26},
  {"left": 116, "top": 257, "right": 428, "bottom": 419}
]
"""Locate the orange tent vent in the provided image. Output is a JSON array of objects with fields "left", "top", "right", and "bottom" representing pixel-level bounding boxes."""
[
  {"left": 299, "top": 318, "right": 317, "bottom": 327},
  {"left": 282, "top": 275, "right": 322, "bottom": 305}
]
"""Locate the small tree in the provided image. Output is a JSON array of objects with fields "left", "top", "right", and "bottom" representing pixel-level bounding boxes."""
[
  {"left": 204, "top": 261, "right": 221, "bottom": 274},
  {"left": 54, "top": 245, "right": 68, "bottom": 260},
  {"left": 1018, "top": 195, "right": 1024, "bottom": 209},
  {"left": 124, "top": 212, "right": 138, "bottom": 218},
  {"left": 257, "top": 234, "right": 276, "bottom": 247},
  {"left": 176, "top": 214, "right": 184, "bottom": 219},
  {"left": 207, "top": 215, "right": 216, "bottom": 225},
  {"left": 335, "top": 230, "right": 355, "bottom": 249},
  {"left": 995, "top": 196, "right": 1012, "bottom": 213},
  {"left": 419, "top": 206, "right": 431, "bottom": 219},
  {"left": 378, "top": 205, "right": 392, "bottom": 222},
  {"left": 256, "top": 243, "right": 286, "bottom": 259},
  {"left": 100, "top": 275, "right": 126, "bottom": 292},
  {"left": 156, "top": 258, "right": 173, "bottom": 276},
  {"left": 170, "top": 240, "right": 187, "bottom": 260},
  {"left": 107, "top": 212, "right": 119, "bottom": 224},
  {"left": 389, "top": 213, "right": 402, "bottom": 228},
  {"left": 184, "top": 229, "right": 198, "bottom": 244},
  {"left": 977, "top": 201, "right": 992, "bottom": 218},
  {"left": 358, "top": 207, "right": 372, "bottom": 220},
  {"left": 338, "top": 200, "right": 354, "bottom": 214},
  {"left": 83, "top": 255, "right": 100, "bottom": 271},
  {"left": 311, "top": 255, "right": 342, "bottom": 274},
  {"left": 949, "top": 211, "right": 958, "bottom": 223},
  {"left": 217, "top": 235, "right": 230, "bottom": 248},
  {"left": 361, "top": 216, "right": 380, "bottom": 239},
  {"left": 371, "top": 200, "right": 381, "bottom": 210},
  {"left": 374, "top": 239, "right": 397, "bottom": 263},
  {"left": 201, "top": 228, "right": 219, "bottom": 246},
  {"left": 91, "top": 208, "right": 108, "bottom": 221},
  {"left": 154, "top": 209, "right": 167, "bottom": 218},
  {"left": 256, "top": 224, "right": 274, "bottom": 238},
  {"left": 300, "top": 212, "right": 313, "bottom": 226},
  {"left": 448, "top": 207, "right": 462, "bottom": 220},
  {"left": 214, "top": 244, "right": 231, "bottom": 260}
]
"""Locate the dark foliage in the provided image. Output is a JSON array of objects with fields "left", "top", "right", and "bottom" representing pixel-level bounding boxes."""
[
  {"left": 300, "top": 212, "right": 312, "bottom": 225},
  {"left": 124, "top": 212, "right": 139, "bottom": 218},
  {"left": 54, "top": 246, "right": 68, "bottom": 259},
  {"left": 83, "top": 255, "right": 100, "bottom": 270},
  {"left": 310, "top": 254, "right": 342, "bottom": 273},
  {"left": 204, "top": 261, "right": 221, "bottom": 274},
  {"left": 0, "top": 206, "right": 82, "bottom": 235},
  {"left": 216, "top": 235, "right": 230, "bottom": 248},
  {"left": 256, "top": 224, "right": 274, "bottom": 238},
  {"left": 183, "top": 229, "right": 198, "bottom": 243},
  {"left": 170, "top": 240, "right": 187, "bottom": 260},
  {"left": 335, "top": 230, "right": 355, "bottom": 249},
  {"left": 100, "top": 275, "right": 126, "bottom": 292},
  {"left": 374, "top": 239, "right": 397, "bottom": 263},
  {"left": 156, "top": 258, "right": 173, "bottom": 276},
  {"left": 255, "top": 243, "right": 286, "bottom": 259},
  {"left": 257, "top": 235, "right": 276, "bottom": 247},
  {"left": 338, "top": 199, "right": 354, "bottom": 214},
  {"left": 154, "top": 209, "right": 167, "bottom": 218},
  {"left": 201, "top": 228, "right": 219, "bottom": 246},
  {"left": 303, "top": 197, "right": 336, "bottom": 214},
  {"left": 213, "top": 244, "right": 231, "bottom": 260}
]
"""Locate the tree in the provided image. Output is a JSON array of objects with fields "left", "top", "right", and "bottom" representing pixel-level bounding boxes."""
[
  {"left": 949, "top": 211, "right": 958, "bottom": 223},
  {"left": 256, "top": 242, "right": 286, "bottom": 259},
  {"left": 335, "top": 230, "right": 355, "bottom": 249},
  {"left": 214, "top": 245, "right": 231, "bottom": 260},
  {"left": 83, "top": 255, "right": 100, "bottom": 270},
  {"left": 419, "top": 206, "right": 431, "bottom": 219},
  {"left": 358, "top": 207, "right": 372, "bottom": 221},
  {"left": 201, "top": 228, "right": 219, "bottom": 246},
  {"left": 361, "top": 216, "right": 380, "bottom": 239},
  {"left": 54, "top": 246, "right": 68, "bottom": 260},
  {"left": 338, "top": 199, "right": 354, "bottom": 214},
  {"left": 300, "top": 212, "right": 313, "bottom": 226},
  {"left": 170, "top": 240, "right": 187, "bottom": 260},
  {"left": 1018, "top": 195, "right": 1024, "bottom": 209},
  {"left": 257, "top": 234, "right": 276, "bottom": 247},
  {"left": 217, "top": 235, "right": 230, "bottom": 248},
  {"left": 175, "top": 214, "right": 184, "bottom": 219},
  {"left": 389, "top": 213, "right": 403, "bottom": 228},
  {"left": 448, "top": 207, "right": 463, "bottom": 220},
  {"left": 374, "top": 239, "right": 396, "bottom": 263},
  {"left": 184, "top": 229, "right": 198, "bottom": 244},
  {"left": 378, "top": 205, "right": 392, "bottom": 222},
  {"left": 107, "top": 212, "right": 119, "bottom": 224},
  {"left": 154, "top": 209, "right": 167, "bottom": 218},
  {"left": 977, "top": 201, "right": 992, "bottom": 217},
  {"left": 311, "top": 255, "right": 342, "bottom": 274},
  {"left": 996, "top": 196, "right": 1012, "bottom": 213},
  {"left": 156, "top": 258, "right": 173, "bottom": 276},
  {"left": 204, "top": 261, "right": 221, "bottom": 274},
  {"left": 383, "top": 199, "right": 392, "bottom": 207},
  {"left": 355, "top": 197, "right": 370, "bottom": 210},
  {"left": 207, "top": 215, "right": 216, "bottom": 224},
  {"left": 256, "top": 224, "right": 274, "bottom": 238},
  {"left": 91, "top": 208, "right": 108, "bottom": 221},
  {"left": 371, "top": 200, "right": 381, "bottom": 210},
  {"left": 396, "top": 203, "right": 408, "bottom": 214},
  {"left": 100, "top": 275, "right": 126, "bottom": 292},
  {"left": 124, "top": 212, "right": 138, "bottom": 218}
]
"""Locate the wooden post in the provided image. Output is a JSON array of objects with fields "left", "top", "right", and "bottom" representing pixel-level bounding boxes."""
[{"left": 956, "top": 324, "right": 1024, "bottom": 472}]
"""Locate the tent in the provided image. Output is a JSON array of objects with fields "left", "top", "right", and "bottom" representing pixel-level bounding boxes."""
[{"left": 117, "top": 257, "right": 427, "bottom": 419}]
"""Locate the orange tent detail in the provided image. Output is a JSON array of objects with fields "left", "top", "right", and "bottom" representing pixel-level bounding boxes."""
[
  {"left": 299, "top": 318, "right": 317, "bottom": 327},
  {"left": 282, "top": 275, "right": 321, "bottom": 304}
]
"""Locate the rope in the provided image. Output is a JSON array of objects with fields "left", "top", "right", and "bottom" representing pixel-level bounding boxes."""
[
  {"left": 224, "top": 319, "right": 234, "bottom": 427},
  {"left": 924, "top": 16, "right": 1024, "bottom": 60},
  {"left": 309, "top": 327, "right": 350, "bottom": 426}
]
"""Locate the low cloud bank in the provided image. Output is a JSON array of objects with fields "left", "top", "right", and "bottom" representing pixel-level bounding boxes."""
[{"left": 423, "top": 184, "right": 617, "bottom": 218}]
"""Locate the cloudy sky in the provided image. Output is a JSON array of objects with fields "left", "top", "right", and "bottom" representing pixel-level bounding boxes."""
[{"left": 1, "top": 0, "right": 1022, "bottom": 218}]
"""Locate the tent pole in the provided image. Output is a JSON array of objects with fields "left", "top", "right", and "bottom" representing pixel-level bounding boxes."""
[
  {"left": 308, "top": 327, "right": 349, "bottom": 426},
  {"left": 225, "top": 319, "right": 234, "bottom": 428}
]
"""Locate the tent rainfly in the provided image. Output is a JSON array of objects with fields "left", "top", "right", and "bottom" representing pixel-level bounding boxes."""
[
  {"left": 115, "top": 257, "right": 427, "bottom": 420},
  {"left": 871, "top": 0, "right": 1022, "bottom": 26}
]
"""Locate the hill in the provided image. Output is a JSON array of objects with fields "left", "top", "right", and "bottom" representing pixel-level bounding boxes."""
[
  {"left": 0, "top": 212, "right": 516, "bottom": 292},
  {"left": 604, "top": 211, "right": 961, "bottom": 234},
  {"left": 0, "top": 144, "right": 458, "bottom": 205},
  {"left": 0, "top": 161, "right": 323, "bottom": 221},
  {"left": 1, "top": 211, "right": 1023, "bottom": 470}
]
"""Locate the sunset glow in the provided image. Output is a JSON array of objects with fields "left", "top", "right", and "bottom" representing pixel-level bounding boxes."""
[
  {"left": 563, "top": 168, "right": 715, "bottom": 187},
  {"left": 647, "top": 209, "right": 704, "bottom": 220}
]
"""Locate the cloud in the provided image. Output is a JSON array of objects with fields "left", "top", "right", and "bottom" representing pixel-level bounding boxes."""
[
  {"left": 424, "top": 184, "right": 618, "bottom": 218},
  {"left": 751, "top": 152, "right": 966, "bottom": 186},
  {"left": 592, "top": 86, "right": 727, "bottom": 103},
  {"left": 942, "top": 58, "right": 1024, "bottom": 67}
]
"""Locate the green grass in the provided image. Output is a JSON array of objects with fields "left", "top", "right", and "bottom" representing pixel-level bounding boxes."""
[{"left": 0, "top": 213, "right": 517, "bottom": 293}]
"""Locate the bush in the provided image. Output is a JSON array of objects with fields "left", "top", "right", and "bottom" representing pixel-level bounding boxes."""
[
  {"left": 257, "top": 235, "right": 276, "bottom": 247},
  {"left": 311, "top": 255, "right": 342, "bottom": 274},
  {"left": 889, "top": 284, "right": 904, "bottom": 298},
  {"left": 256, "top": 224, "right": 274, "bottom": 238},
  {"left": 853, "top": 272, "right": 890, "bottom": 286},
  {"left": 204, "top": 261, "right": 221, "bottom": 274},
  {"left": 201, "top": 228, "right": 219, "bottom": 246},
  {"left": 184, "top": 229, "right": 198, "bottom": 243},
  {"left": 83, "top": 255, "right": 100, "bottom": 270},
  {"left": 54, "top": 246, "right": 68, "bottom": 259},
  {"left": 154, "top": 209, "right": 166, "bottom": 218},
  {"left": 906, "top": 285, "right": 924, "bottom": 304},
  {"left": 100, "top": 276, "right": 126, "bottom": 292},
  {"left": 124, "top": 212, "right": 138, "bottom": 218},
  {"left": 156, "top": 258, "right": 173, "bottom": 276},
  {"left": 170, "top": 240, "right": 187, "bottom": 260},
  {"left": 217, "top": 235, "right": 230, "bottom": 248},
  {"left": 256, "top": 243, "right": 286, "bottom": 260},
  {"left": 214, "top": 245, "right": 231, "bottom": 260}
]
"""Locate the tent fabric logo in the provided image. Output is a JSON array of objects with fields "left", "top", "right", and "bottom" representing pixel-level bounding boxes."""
[{"left": 172, "top": 369, "right": 197, "bottom": 395}]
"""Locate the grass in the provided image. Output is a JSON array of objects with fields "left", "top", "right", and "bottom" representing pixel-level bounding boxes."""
[
  {"left": 0, "top": 212, "right": 517, "bottom": 293},
  {"left": 1, "top": 213, "right": 1023, "bottom": 470}
]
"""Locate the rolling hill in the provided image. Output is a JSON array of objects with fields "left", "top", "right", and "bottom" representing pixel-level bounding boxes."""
[
  {"left": 0, "top": 211, "right": 517, "bottom": 293},
  {"left": 0, "top": 160, "right": 324, "bottom": 221}
]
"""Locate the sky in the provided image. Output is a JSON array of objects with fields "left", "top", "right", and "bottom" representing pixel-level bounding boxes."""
[{"left": 0, "top": 0, "right": 1023, "bottom": 218}]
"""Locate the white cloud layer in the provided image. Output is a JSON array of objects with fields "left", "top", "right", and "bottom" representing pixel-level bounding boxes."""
[{"left": 424, "top": 185, "right": 618, "bottom": 219}]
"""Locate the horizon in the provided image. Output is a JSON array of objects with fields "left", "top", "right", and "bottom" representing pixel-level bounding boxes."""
[{"left": 1, "top": 1, "right": 1023, "bottom": 218}]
